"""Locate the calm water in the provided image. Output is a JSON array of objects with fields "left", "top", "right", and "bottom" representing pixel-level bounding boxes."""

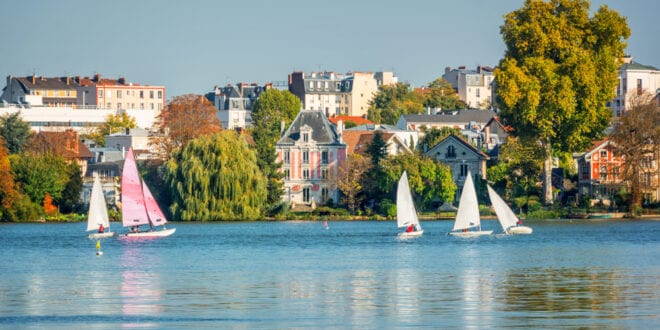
[{"left": 0, "top": 219, "right": 658, "bottom": 329}]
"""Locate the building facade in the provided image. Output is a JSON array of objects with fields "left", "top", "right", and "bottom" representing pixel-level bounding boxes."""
[
  {"left": 574, "top": 140, "right": 625, "bottom": 204},
  {"left": 76, "top": 74, "right": 165, "bottom": 112},
  {"left": 609, "top": 56, "right": 660, "bottom": 117},
  {"left": 2, "top": 75, "right": 79, "bottom": 106},
  {"left": 442, "top": 66, "right": 494, "bottom": 109},
  {"left": 276, "top": 110, "right": 347, "bottom": 206},
  {"left": 209, "top": 83, "right": 271, "bottom": 129}
]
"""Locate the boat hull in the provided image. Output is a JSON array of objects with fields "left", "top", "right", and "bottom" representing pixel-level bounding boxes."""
[
  {"left": 449, "top": 230, "right": 493, "bottom": 237},
  {"left": 125, "top": 228, "right": 176, "bottom": 238},
  {"left": 398, "top": 230, "right": 424, "bottom": 238},
  {"left": 506, "top": 226, "right": 533, "bottom": 234},
  {"left": 88, "top": 232, "right": 116, "bottom": 239}
]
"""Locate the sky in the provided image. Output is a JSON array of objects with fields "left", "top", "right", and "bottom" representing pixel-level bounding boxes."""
[{"left": 2, "top": 0, "right": 658, "bottom": 98}]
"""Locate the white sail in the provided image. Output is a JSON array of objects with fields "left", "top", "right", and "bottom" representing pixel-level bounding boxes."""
[
  {"left": 487, "top": 185, "right": 518, "bottom": 231},
  {"left": 86, "top": 175, "right": 110, "bottom": 232},
  {"left": 397, "top": 171, "right": 419, "bottom": 228},
  {"left": 453, "top": 171, "right": 481, "bottom": 231}
]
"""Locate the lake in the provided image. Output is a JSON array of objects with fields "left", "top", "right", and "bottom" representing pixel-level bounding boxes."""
[{"left": 0, "top": 219, "right": 658, "bottom": 329}]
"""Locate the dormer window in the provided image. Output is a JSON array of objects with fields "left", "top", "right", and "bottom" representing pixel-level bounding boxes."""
[
  {"left": 447, "top": 145, "right": 456, "bottom": 158},
  {"left": 303, "top": 133, "right": 309, "bottom": 143}
]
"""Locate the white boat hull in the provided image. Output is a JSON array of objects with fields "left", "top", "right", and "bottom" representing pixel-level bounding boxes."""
[
  {"left": 398, "top": 230, "right": 424, "bottom": 238},
  {"left": 449, "top": 230, "right": 493, "bottom": 237},
  {"left": 506, "top": 226, "right": 533, "bottom": 234},
  {"left": 88, "top": 232, "right": 116, "bottom": 239},
  {"left": 125, "top": 228, "right": 176, "bottom": 238}
]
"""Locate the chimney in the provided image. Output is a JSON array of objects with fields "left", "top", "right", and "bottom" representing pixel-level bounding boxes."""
[
  {"left": 32, "top": 75, "right": 36, "bottom": 84},
  {"left": 337, "top": 120, "right": 343, "bottom": 143},
  {"left": 118, "top": 77, "right": 125, "bottom": 85},
  {"left": 66, "top": 76, "right": 70, "bottom": 85},
  {"left": 280, "top": 120, "right": 286, "bottom": 135},
  {"left": 93, "top": 74, "right": 101, "bottom": 82}
]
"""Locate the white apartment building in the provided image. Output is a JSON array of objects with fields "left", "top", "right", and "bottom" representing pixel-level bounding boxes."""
[
  {"left": 442, "top": 66, "right": 494, "bottom": 109},
  {"left": 209, "top": 83, "right": 270, "bottom": 129},
  {"left": 609, "top": 56, "right": 660, "bottom": 117}
]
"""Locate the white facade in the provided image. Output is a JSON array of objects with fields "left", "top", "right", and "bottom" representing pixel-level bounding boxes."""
[
  {"left": 609, "top": 56, "right": 660, "bottom": 117},
  {"left": 443, "top": 66, "right": 494, "bottom": 109}
]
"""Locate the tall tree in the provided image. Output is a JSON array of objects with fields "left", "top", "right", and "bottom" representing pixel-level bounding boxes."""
[
  {"left": 0, "top": 138, "right": 21, "bottom": 221},
  {"left": 163, "top": 131, "right": 267, "bottom": 221},
  {"left": 335, "top": 153, "right": 371, "bottom": 215},
  {"left": 610, "top": 92, "right": 660, "bottom": 213},
  {"left": 368, "top": 82, "right": 424, "bottom": 125},
  {"left": 151, "top": 94, "right": 222, "bottom": 158},
  {"left": 56, "top": 162, "right": 83, "bottom": 213},
  {"left": 0, "top": 112, "right": 32, "bottom": 154},
  {"left": 495, "top": 0, "right": 630, "bottom": 204},
  {"left": 365, "top": 131, "right": 389, "bottom": 168},
  {"left": 250, "top": 89, "right": 301, "bottom": 214},
  {"left": 424, "top": 78, "right": 465, "bottom": 110},
  {"left": 10, "top": 153, "right": 71, "bottom": 204},
  {"left": 86, "top": 113, "right": 137, "bottom": 147}
]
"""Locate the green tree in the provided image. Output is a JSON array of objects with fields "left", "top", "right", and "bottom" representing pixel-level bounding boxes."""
[
  {"left": 495, "top": 0, "right": 630, "bottom": 204},
  {"left": 250, "top": 89, "right": 301, "bottom": 214},
  {"left": 368, "top": 82, "right": 425, "bottom": 124},
  {"left": 424, "top": 78, "right": 465, "bottom": 110},
  {"left": 365, "top": 131, "right": 389, "bottom": 168},
  {"left": 610, "top": 92, "right": 660, "bottom": 213},
  {"left": 163, "top": 131, "right": 267, "bottom": 221},
  {"left": 417, "top": 127, "right": 462, "bottom": 152},
  {"left": 86, "top": 113, "right": 137, "bottom": 147},
  {"left": 0, "top": 112, "right": 32, "bottom": 154},
  {"left": 10, "top": 153, "right": 71, "bottom": 204},
  {"left": 56, "top": 162, "right": 83, "bottom": 213}
]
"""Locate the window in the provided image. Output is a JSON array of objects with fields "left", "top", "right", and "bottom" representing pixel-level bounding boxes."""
[
  {"left": 303, "top": 151, "right": 309, "bottom": 164},
  {"left": 600, "top": 150, "right": 607, "bottom": 158},
  {"left": 140, "top": 91, "right": 144, "bottom": 98},
  {"left": 321, "top": 151, "right": 328, "bottom": 164},
  {"left": 321, "top": 168, "right": 328, "bottom": 179},
  {"left": 303, "top": 133, "right": 309, "bottom": 143},
  {"left": 150, "top": 91, "right": 154, "bottom": 99},
  {"left": 283, "top": 151, "right": 290, "bottom": 164},
  {"left": 98, "top": 90, "right": 103, "bottom": 98},
  {"left": 107, "top": 102, "right": 111, "bottom": 108},
  {"left": 600, "top": 166, "right": 608, "bottom": 180},
  {"left": 582, "top": 164, "right": 589, "bottom": 176},
  {"left": 613, "top": 166, "right": 620, "bottom": 179},
  {"left": 117, "top": 90, "right": 122, "bottom": 98},
  {"left": 284, "top": 169, "right": 290, "bottom": 180},
  {"left": 151, "top": 103, "right": 154, "bottom": 110},
  {"left": 157, "top": 91, "right": 162, "bottom": 98},
  {"left": 637, "top": 79, "right": 643, "bottom": 95},
  {"left": 303, "top": 169, "right": 309, "bottom": 179},
  {"left": 140, "top": 103, "right": 144, "bottom": 109},
  {"left": 447, "top": 145, "right": 456, "bottom": 158},
  {"left": 476, "top": 88, "right": 480, "bottom": 97},
  {"left": 117, "top": 103, "right": 122, "bottom": 109},
  {"left": 322, "top": 187, "right": 329, "bottom": 202},
  {"left": 460, "top": 164, "right": 468, "bottom": 177},
  {"left": 303, "top": 187, "right": 310, "bottom": 203}
]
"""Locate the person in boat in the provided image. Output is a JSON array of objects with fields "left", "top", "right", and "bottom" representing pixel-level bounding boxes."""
[
  {"left": 98, "top": 224, "right": 104, "bottom": 233},
  {"left": 406, "top": 224, "right": 414, "bottom": 232},
  {"left": 462, "top": 228, "right": 468, "bottom": 233},
  {"left": 131, "top": 226, "right": 139, "bottom": 233},
  {"left": 516, "top": 218, "right": 522, "bottom": 226}
]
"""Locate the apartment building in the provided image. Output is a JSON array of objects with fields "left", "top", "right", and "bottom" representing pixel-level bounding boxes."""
[
  {"left": 76, "top": 74, "right": 165, "bottom": 112},
  {"left": 609, "top": 56, "right": 660, "bottom": 117},
  {"left": 442, "top": 66, "right": 494, "bottom": 109},
  {"left": 208, "top": 83, "right": 271, "bottom": 129}
]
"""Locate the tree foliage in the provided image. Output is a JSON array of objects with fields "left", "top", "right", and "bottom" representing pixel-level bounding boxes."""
[
  {"left": 0, "top": 138, "right": 23, "bottom": 221},
  {"left": 86, "top": 113, "right": 137, "bottom": 147},
  {"left": 151, "top": 94, "right": 222, "bottom": 158},
  {"left": 417, "top": 127, "right": 462, "bottom": 152},
  {"left": 424, "top": 78, "right": 466, "bottom": 110},
  {"left": 163, "top": 131, "right": 267, "bottom": 221},
  {"left": 250, "top": 89, "right": 301, "bottom": 213},
  {"left": 56, "top": 162, "right": 83, "bottom": 213},
  {"left": 10, "top": 153, "right": 72, "bottom": 204},
  {"left": 365, "top": 131, "right": 389, "bottom": 168},
  {"left": 335, "top": 153, "right": 371, "bottom": 215},
  {"left": 610, "top": 92, "right": 660, "bottom": 212},
  {"left": 0, "top": 112, "right": 32, "bottom": 154},
  {"left": 495, "top": 0, "right": 630, "bottom": 204}
]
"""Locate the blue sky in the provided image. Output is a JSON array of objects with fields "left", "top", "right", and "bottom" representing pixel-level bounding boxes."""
[{"left": 2, "top": 0, "right": 658, "bottom": 98}]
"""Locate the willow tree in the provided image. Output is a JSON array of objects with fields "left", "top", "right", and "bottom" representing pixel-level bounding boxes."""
[
  {"left": 495, "top": 0, "right": 630, "bottom": 204},
  {"left": 163, "top": 131, "right": 267, "bottom": 221}
]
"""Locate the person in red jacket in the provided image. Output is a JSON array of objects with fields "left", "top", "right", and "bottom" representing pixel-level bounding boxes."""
[{"left": 98, "top": 224, "right": 104, "bottom": 233}]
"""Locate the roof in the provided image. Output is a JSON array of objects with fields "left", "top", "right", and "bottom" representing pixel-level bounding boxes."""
[
  {"left": 427, "top": 134, "right": 490, "bottom": 160},
  {"left": 14, "top": 76, "right": 79, "bottom": 93},
  {"left": 402, "top": 109, "right": 497, "bottom": 124},
  {"left": 328, "top": 115, "right": 374, "bottom": 126},
  {"left": 348, "top": 123, "right": 400, "bottom": 131},
  {"left": 620, "top": 61, "right": 659, "bottom": 71},
  {"left": 277, "top": 110, "right": 342, "bottom": 145}
]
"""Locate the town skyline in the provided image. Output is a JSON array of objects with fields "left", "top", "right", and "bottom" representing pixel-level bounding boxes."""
[{"left": 2, "top": 0, "right": 658, "bottom": 98}]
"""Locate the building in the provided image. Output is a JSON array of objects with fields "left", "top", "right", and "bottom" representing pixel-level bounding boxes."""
[
  {"left": 348, "top": 123, "right": 419, "bottom": 150},
  {"left": 288, "top": 71, "right": 397, "bottom": 118},
  {"left": 1, "top": 75, "right": 79, "bottom": 106},
  {"left": 396, "top": 110, "right": 497, "bottom": 133},
  {"left": 342, "top": 130, "right": 412, "bottom": 157},
  {"left": 75, "top": 74, "right": 165, "bottom": 112},
  {"left": 327, "top": 115, "right": 373, "bottom": 127},
  {"left": 425, "top": 134, "right": 490, "bottom": 202},
  {"left": 609, "top": 56, "right": 660, "bottom": 117},
  {"left": 208, "top": 83, "right": 271, "bottom": 129},
  {"left": 105, "top": 128, "right": 151, "bottom": 156},
  {"left": 442, "top": 66, "right": 494, "bottom": 109},
  {"left": 574, "top": 139, "right": 625, "bottom": 205},
  {"left": 276, "top": 110, "right": 347, "bottom": 206},
  {"left": 30, "top": 129, "right": 94, "bottom": 175}
]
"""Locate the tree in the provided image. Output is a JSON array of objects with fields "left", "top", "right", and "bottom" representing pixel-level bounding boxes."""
[
  {"left": 417, "top": 127, "right": 462, "bottom": 152},
  {"left": 56, "top": 162, "right": 83, "bottom": 213},
  {"left": 10, "top": 153, "right": 71, "bottom": 205},
  {"left": 610, "top": 92, "right": 660, "bottom": 213},
  {"left": 43, "top": 193, "right": 57, "bottom": 216},
  {"left": 250, "top": 89, "right": 301, "bottom": 214},
  {"left": 0, "top": 138, "right": 22, "bottom": 221},
  {"left": 424, "top": 78, "right": 465, "bottom": 110},
  {"left": 335, "top": 153, "right": 370, "bottom": 215},
  {"left": 151, "top": 94, "right": 222, "bottom": 158},
  {"left": 365, "top": 131, "right": 389, "bottom": 168},
  {"left": 495, "top": 0, "right": 630, "bottom": 204},
  {"left": 163, "top": 131, "right": 267, "bottom": 221},
  {"left": 86, "top": 113, "right": 137, "bottom": 147},
  {"left": 0, "top": 112, "right": 32, "bottom": 154}
]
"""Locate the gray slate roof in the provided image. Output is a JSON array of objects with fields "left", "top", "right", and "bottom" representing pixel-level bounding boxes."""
[
  {"left": 277, "top": 110, "right": 342, "bottom": 145},
  {"left": 620, "top": 61, "right": 659, "bottom": 71},
  {"left": 402, "top": 109, "right": 497, "bottom": 124}
]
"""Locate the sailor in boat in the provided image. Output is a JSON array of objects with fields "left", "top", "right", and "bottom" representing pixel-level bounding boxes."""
[
  {"left": 98, "top": 224, "right": 104, "bottom": 233},
  {"left": 406, "top": 224, "right": 414, "bottom": 233},
  {"left": 131, "top": 226, "right": 139, "bottom": 233}
]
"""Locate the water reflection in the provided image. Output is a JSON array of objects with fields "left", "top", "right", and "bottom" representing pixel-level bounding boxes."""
[
  {"left": 119, "top": 243, "right": 163, "bottom": 328},
  {"left": 458, "top": 246, "right": 495, "bottom": 328}
]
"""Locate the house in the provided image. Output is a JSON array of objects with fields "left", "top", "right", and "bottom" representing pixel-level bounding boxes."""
[
  {"left": 342, "top": 131, "right": 412, "bottom": 157},
  {"left": 574, "top": 139, "right": 626, "bottom": 205},
  {"left": 288, "top": 71, "right": 397, "bottom": 118},
  {"left": 276, "top": 110, "right": 347, "bottom": 206},
  {"left": 207, "top": 83, "right": 271, "bottom": 129},
  {"left": 75, "top": 74, "right": 165, "bottom": 111},
  {"left": 1, "top": 75, "right": 79, "bottom": 106},
  {"left": 29, "top": 129, "right": 93, "bottom": 176},
  {"left": 609, "top": 56, "right": 660, "bottom": 117},
  {"left": 396, "top": 109, "right": 497, "bottom": 134},
  {"left": 105, "top": 128, "right": 151, "bottom": 157},
  {"left": 442, "top": 66, "right": 495, "bottom": 109},
  {"left": 348, "top": 123, "right": 419, "bottom": 150},
  {"left": 327, "top": 115, "right": 373, "bottom": 127},
  {"left": 425, "top": 134, "right": 490, "bottom": 201}
]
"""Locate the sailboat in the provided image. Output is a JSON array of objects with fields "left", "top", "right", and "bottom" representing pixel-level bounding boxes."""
[
  {"left": 487, "top": 185, "right": 533, "bottom": 234},
  {"left": 121, "top": 148, "right": 175, "bottom": 238},
  {"left": 87, "top": 174, "right": 116, "bottom": 239},
  {"left": 397, "top": 171, "right": 423, "bottom": 238},
  {"left": 450, "top": 170, "right": 492, "bottom": 237}
]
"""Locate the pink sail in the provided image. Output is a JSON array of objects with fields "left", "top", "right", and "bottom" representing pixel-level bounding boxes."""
[
  {"left": 142, "top": 180, "right": 168, "bottom": 226},
  {"left": 121, "top": 148, "right": 150, "bottom": 227}
]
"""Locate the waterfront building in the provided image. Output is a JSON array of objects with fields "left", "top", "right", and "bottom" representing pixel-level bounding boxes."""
[
  {"left": 276, "top": 110, "right": 347, "bottom": 207},
  {"left": 442, "top": 66, "right": 494, "bottom": 109},
  {"left": 207, "top": 83, "right": 271, "bottom": 129},
  {"left": 288, "top": 71, "right": 397, "bottom": 118},
  {"left": 608, "top": 56, "right": 660, "bottom": 117}
]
